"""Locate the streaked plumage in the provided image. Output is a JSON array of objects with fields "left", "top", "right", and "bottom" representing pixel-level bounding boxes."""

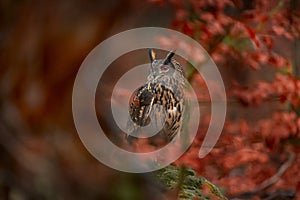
[{"left": 128, "top": 49, "right": 185, "bottom": 141}]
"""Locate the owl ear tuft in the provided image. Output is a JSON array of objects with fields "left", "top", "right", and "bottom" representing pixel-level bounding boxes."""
[
  {"left": 148, "top": 49, "right": 156, "bottom": 63},
  {"left": 164, "top": 51, "right": 175, "bottom": 64}
]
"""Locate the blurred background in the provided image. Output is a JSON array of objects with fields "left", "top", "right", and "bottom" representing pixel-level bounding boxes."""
[{"left": 1, "top": 0, "right": 300, "bottom": 199}]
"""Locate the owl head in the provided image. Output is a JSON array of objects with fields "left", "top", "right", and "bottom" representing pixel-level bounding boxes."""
[{"left": 148, "top": 49, "right": 183, "bottom": 78}]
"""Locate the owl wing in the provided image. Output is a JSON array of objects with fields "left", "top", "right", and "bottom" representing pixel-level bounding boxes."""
[{"left": 126, "top": 84, "right": 155, "bottom": 139}]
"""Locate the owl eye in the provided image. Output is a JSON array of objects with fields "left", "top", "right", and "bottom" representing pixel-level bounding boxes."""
[{"left": 161, "top": 65, "right": 169, "bottom": 71}]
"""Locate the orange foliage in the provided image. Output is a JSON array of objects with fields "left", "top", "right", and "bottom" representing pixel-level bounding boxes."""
[{"left": 153, "top": 0, "right": 300, "bottom": 198}]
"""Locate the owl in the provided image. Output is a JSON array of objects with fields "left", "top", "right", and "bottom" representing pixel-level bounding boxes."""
[{"left": 128, "top": 49, "right": 185, "bottom": 142}]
